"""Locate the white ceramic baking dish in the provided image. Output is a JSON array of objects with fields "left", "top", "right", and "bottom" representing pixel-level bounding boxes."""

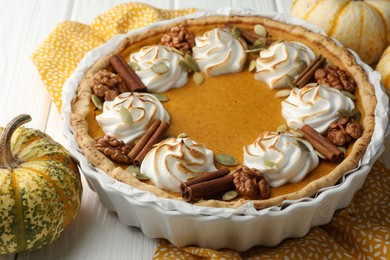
[{"left": 62, "top": 8, "right": 389, "bottom": 251}]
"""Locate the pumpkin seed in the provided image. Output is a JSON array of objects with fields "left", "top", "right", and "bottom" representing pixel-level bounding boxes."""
[
  {"left": 179, "top": 59, "right": 192, "bottom": 73},
  {"left": 248, "top": 60, "right": 257, "bottom": 72},
  {"left": 296, "top": 139, "right": 310, "bottom": 152},
  {"left": 231, "top": 26, "right": 241, "bottom": 39},
  {"left": 151, "top": 63, "right": 169, "bottom": 74},
  {"left": 285, "top": 74, "right": 296, "bottom": 89},
  {"left": 342, "top": 91, "right": 356, "bottom": 100},
  {"left": 120, "top": 106, "right": 133, "bottom": 125},
  {"left": 252, "top": 38, "right": 266, "bottom": 50},
  {"left": 126, "top": 165, "right": 141, "bottom": 175},
  {"left": 127, "top": 165, "right": 149, "bottom": 180},
  {"left": 315, "top": 150, "right": 326, "bottom": 159},
  {"left": 215, "top": 153, "right": 238, "bottom": 166},
  {"left": 338, "top": 109, "right": 353, "bottom": 118},
  {"left": 133, "top": 172, "right": 150, "bottom": 181},
  {"left": 129, "top": 62, "right": 140, "bottom": 71},
  {"left": 289, "top": 128, "right": 304, "bottom": 138},
  {"left": 351, "top": 108, "right": 361, "bottom": 121},
  {"left": 171, "top": 47, "right": 184, "bottom": 56},
  {"left": 222, "top": 190, "right": 238, "bottom": 201},
  {"left": 91, "top": 94, "right": 103, "bottom": 110},
  {"left": 297, "top": 60, "right": 307, "bottom": 73},
  {"left": 152, "top": 93, "right": 169, "bottom": 102},
  {"left": 254, "top": 24, "right": 267, "bottom": 37},
  {"left": 263, "top": 160, "right": 277, "bottom": 170},
  {"left": 277, "top": 124, "right": 288, "bottom": 132},
  {"left": 245, "top": 48, "right": 264, "bottom": 53},
  {"left": 184, "top": 54, "right": 200, "bottom": 72},
  {"left": 192, "top": 72, "right": 204, "bottom": 85},
  {"left": 338, "top": 146, "right": 347, "bottom": 154},
  {"left": 177, "top": 132, "right": 188, "bottom": 139},
  {"left": 275, "top": 89, "right": 291, "bottom": 98}
]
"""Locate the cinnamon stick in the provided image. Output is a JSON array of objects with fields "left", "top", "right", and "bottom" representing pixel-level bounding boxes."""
[
  {"left": 109, "top": 54, "right": 147, "bottom": 92},
  {"left": 181, "top": 174, "right": 235, "bottom": 202},
  {"left": 128, "top": 119, "right": 161, "bottom": 161},
  {"left": 133, "top": 120, "right": 169, "bottom": 165},
  {"left": 293, "top": 55, "right": 326, "bottom": 88},
  {"left": 299, "top": 124, "right": 344, "bottom": 162},
  {"left": 225, "top": 24, "right": 259, "bottom": 44},
  {"left": 180, "top": 168, "right": 230, "bottom": 194}
]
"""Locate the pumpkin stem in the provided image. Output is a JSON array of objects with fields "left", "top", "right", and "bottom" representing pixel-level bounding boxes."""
[{"left": 0, "top": 114, "right": 31, "bottom": 169}]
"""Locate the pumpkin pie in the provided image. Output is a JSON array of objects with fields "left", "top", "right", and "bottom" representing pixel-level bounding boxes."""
[{"left": 70, "top": 15, "right": 376, "bottom": 209}]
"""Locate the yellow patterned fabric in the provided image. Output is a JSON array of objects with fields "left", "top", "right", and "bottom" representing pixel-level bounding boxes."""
[
  {"left": 32, "top": 3, "right": 195, "bottom": 111},
  {"left": 154, "top": 162, "right": 390, "bottom": 259},
  {"left": 32, "top": 3, "right": 390, "bottom": 259}
]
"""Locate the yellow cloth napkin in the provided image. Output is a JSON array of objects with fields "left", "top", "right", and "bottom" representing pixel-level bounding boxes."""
[
  {"left": 32, "top": 3, "right": 390, "bottom": 259},
  {"left": 32, "top": 2, "right": 195, "bottom": 111}
]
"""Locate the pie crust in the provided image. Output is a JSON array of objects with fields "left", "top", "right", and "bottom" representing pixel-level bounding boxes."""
[{"left": 70, "top": 15, "right": 376, "bottom": 209}]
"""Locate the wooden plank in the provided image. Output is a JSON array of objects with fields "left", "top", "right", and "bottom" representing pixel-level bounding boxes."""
[
  {"left": 275, "top": 0, "right": 293, "bottom": 14},
  {"left": 0, "top": 0, "right": 75, "bottom": 131},
  {"left": 173, "top": 0, "right": 276, "bottom": 12}
]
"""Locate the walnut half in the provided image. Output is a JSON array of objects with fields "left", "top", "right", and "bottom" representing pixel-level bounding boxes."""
[
  {"left": 161, "top": 26, "right": 195, "bottom": 54},
  {"left": 232, "top": 166, "right": 271, "bottom": 199},
  {"left": 92, "top": 70, "right": 128, "bottom": 101},
  {"left": 327, "top": 117, "right": 363, "bottom": 146},
  {"left": 314, "top": 65, "right": 356, "bottom": 93},
  {"left": 95, "top": 135, "right": 133, "bottom": 164}
]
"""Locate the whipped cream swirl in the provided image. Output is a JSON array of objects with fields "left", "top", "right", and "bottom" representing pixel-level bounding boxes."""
[
  {"left": 129, "top": 45, "right": 188, "bottom": 92},
  {"left": 141, "top": 137, "right": 217, "bottom": 192},
  {"left": 96, "top": 92, "right": 170, "bottom": 144},
  {"left": 281, "top": 84, "right": 355, "bottom": 134},
  {"left": 192, "top": 28, "right": 247, "bottom": 76},
  {"left": 255, "top": 41, "right": 315, "bottom": 88},
  {"left": 244, "top": 132, "right": 319, "bottom": 187}
]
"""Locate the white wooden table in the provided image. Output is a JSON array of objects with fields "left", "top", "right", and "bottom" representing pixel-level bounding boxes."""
[{"left": 0, "top": 1, "right": 292, "bottom": 259}]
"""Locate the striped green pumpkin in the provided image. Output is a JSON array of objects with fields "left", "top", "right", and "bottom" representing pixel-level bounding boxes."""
[{"left": 0, "top": 115, "right": 82, "bottom": 254}]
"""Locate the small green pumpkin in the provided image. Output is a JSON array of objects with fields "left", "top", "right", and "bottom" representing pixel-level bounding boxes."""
[{"left": 0, "top": 115, "right": 82, "bottom": 254}]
